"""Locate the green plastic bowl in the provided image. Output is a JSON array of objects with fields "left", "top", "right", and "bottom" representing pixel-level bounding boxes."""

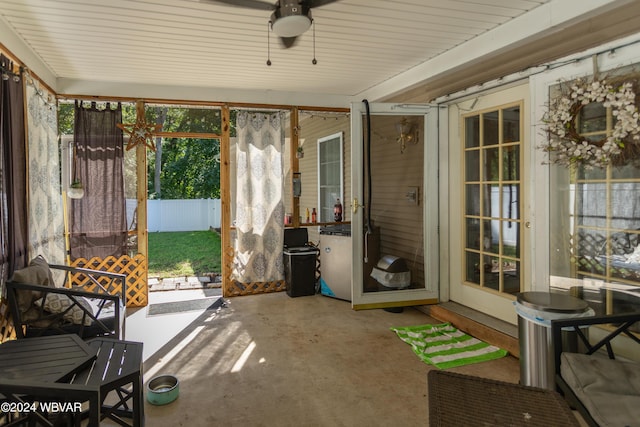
[{"left": 146, "top": 375, "right": 179, "bottom": 405}]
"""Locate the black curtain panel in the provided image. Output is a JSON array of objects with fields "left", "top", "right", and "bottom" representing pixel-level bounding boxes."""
[
  {"left": 70, "top": 101, "right": 127, "bottom": 260},
  {"left": 0, "top": 54, "right": 28, "bottom": 286}
]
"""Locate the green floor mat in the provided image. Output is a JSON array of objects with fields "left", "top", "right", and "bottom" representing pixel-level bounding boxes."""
[{"left": 391, "top": 322, "right": 508, "bottom": 369}]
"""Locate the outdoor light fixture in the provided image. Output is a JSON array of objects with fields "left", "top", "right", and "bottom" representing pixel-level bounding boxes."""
[
  {"left": 396, "top": 117, "right": 419, "bottom": 153},
  {"left": 0, "top": 66, "right": 20, "bottom": 82}
]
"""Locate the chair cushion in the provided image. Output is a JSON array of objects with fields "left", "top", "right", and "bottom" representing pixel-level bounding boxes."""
[
  {"left": 561, "top": 352, "right": 640, "bottom": 426},
  {"left": 34, "top": 294, "right": 94, "bottom": 326},
  {"left": 10, "top": 255, "right": 55, "bottom": 314}
]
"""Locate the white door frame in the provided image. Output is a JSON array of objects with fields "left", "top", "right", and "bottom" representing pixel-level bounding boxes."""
[
  {"left": 441, "top": 83, "right": 531, "bottom": 324},
  {"left": 350, "top": 101, "right": 439, "bottom": 309}
]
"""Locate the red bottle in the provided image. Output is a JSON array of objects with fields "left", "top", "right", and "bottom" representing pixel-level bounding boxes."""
[
  {"left": 311, "top": 208, "right": 317, "bottom": 223},
  {"left": 334, "top": 198, "right": 343, "bottom": 222}
]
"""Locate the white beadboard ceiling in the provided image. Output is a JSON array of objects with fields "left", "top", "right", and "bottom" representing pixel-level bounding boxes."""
[{"left": 0, "top": 0, "right": 556, "bottom": 99}]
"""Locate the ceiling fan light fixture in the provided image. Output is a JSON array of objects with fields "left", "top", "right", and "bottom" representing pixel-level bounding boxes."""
[
  {"left": 271, "top": 14, "right": 311, "bottom": 37},
  {"left": 270, "top": 3, "right": 312, "bottom": 38}
]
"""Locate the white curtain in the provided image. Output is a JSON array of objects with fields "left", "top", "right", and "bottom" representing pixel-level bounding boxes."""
[
  {"left": 26, "top": 84, "right": 65, "bottom": 265},
  {"left": 232, "top": 111, "right": 285, "bottom": 283}
]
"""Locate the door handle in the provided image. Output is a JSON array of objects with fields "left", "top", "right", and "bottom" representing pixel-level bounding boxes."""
[{"left": 352, "top": 198, "right": 365, "bottom": 214}]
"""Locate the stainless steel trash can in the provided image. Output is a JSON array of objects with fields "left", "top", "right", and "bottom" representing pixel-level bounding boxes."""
[{"left": 515, "top": 292, "right": 592, "bottom": 389}]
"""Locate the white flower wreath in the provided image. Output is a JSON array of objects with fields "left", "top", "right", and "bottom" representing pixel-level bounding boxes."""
[{"left": 542, "top": 78, "right": 640, "bottom": 169}]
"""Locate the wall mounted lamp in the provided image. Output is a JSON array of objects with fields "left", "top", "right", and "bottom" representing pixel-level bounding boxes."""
[{"left": 396, "top": 117, "right": 419, "bottom": 153}]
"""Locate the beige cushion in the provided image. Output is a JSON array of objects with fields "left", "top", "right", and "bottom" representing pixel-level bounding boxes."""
[
  {"left": 561, "top": 352, "right": 640, "bottom": 426},
  {"left": 34, "top": 294, "right": 94, "bottom": 326},
  {"left": 10, "top": 255, "right": 55, "bottom": 314}
]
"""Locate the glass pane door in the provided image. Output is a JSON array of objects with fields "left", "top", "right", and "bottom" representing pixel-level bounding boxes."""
[
  {"left": 463, "top": 104, "right": 523, "bottom": 295},
  {"left": 350, "top": 102, "right": 438, "bottom": 309}
]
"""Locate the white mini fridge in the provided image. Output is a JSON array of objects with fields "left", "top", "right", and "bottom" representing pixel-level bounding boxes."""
[{"left": 319, "top": 225, "right": 352, "bottom": 301}]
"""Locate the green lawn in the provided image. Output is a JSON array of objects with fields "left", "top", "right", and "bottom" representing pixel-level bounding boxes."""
[{"left": 148, "top": 230, "right": 222, "bottom": 278}]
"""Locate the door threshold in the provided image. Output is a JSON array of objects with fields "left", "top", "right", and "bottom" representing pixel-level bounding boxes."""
[{"left": 416, "top": 301, "right": 520, "bottom": 358}]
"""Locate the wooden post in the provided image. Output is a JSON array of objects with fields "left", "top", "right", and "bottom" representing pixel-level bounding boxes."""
[
  {"left": 220, "top": 106, "right": 231, "bottom": 297},
  {"left": 291, "top": 107, "right": 300, "bottom": 227},
  {"left": 135, "top": 101, "right": 149, "bottom": 287}
]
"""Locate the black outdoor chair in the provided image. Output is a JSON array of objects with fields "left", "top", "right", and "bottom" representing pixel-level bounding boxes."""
[{"left": 5, "top": 255, "right": 126, "bottom": 340}]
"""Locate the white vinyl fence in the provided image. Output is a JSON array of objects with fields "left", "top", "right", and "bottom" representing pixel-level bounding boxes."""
[{"left": 127, "top": 199, "right": 221, "bottom": 232}]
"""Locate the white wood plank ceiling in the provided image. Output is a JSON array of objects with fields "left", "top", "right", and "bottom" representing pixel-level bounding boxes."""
[{"left": 0, "top": 0, "right": 555, "bottom": 99}]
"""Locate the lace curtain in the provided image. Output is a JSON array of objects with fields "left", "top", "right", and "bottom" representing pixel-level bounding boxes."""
[
  {"left": 232, "top": 111, "right": 285, "bottom": 283},
  {"left": 70, "top": 101, "right": 127, "bottom": 260},
  {"left": 26, "top": 84, "right": 65, "bottom": 265}
]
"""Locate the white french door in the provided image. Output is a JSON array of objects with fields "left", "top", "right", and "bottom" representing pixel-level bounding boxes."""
[
  {"left": 446, "top": 84, "right": 531, "bottom": 323},
  {"left": 349, "top": 102, "right": 439, "bottom": 310}
]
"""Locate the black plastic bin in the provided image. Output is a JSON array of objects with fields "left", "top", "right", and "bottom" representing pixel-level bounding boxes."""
[
  {"left": 283, "top": 249, "right": 317, "bottom": 297},
  {"left": 283, "top": 228, "right": 318, "bottom": 297}
]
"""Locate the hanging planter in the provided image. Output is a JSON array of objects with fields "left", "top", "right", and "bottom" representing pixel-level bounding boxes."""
[
  {"left": 67, "top": 180, "right": 84, "bottom": 199},
  {"left": 296, "top": 146, "right": 304, "bottom": 158},
  {"left": 540, "top": 76, "right": 640, "bottom": 169}
]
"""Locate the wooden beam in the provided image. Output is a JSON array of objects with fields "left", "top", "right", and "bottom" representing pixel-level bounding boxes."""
[
  {"left": 153, "top": 132, "right": 220, "bottom": 139},
  {"left": 291, "top": 107, "right": 300, "bottom": 228},
  {"left": 220, "top": 105, "right": 231, "bottom": 297},
  {"left": 56, "top": 93, "right": 349, "bottom": 114},
  {"left": 136, "top": 133, "right": 148, "bottom": 261}
]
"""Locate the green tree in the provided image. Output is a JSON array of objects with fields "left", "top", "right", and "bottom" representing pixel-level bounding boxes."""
[
  {"left": 150, "top": 137, "right": 220, "bottom": 199},
  {"left": 145, "top": 106, "right": 222, "bottom": 199}
]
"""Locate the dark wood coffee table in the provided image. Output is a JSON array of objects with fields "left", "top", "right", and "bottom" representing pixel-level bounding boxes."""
[{"left": 428, "top": 370, "right": 580, "bottom": 427}]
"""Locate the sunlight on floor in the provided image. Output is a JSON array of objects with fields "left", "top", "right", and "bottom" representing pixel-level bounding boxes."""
[
  {"left": 231, "top": 340, "right": 256, "bottom": 373},
  {"left": 125, "top": 288, "right": 222, "bottom": 361},
  {"left": 145, "top": 325, "right": 205, "bottom": 380}
]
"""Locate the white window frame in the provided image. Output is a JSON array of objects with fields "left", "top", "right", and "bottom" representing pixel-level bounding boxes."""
[{"left": 317, "top": 132, "right": 344, "bottom": 223}]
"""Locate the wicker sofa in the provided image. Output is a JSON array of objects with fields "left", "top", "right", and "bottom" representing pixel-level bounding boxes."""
[
  {"left": 551, "top": 312, "right": 640, "bottom": 426},
  {"left": 5, "top": 255, "right": 126, "bottom": 340}
]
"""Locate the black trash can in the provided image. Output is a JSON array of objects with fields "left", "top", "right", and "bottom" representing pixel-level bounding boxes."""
[{"left": 283, "top": 228, "right": 318, "bottom": 297}]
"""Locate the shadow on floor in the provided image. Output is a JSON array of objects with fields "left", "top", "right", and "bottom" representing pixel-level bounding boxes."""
[{"left": 139, "top": 292, "right": 521, "bottom": 426}]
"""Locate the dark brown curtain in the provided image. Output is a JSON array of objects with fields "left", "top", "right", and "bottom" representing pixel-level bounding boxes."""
[
  {"left": 70, "top": 101, "right": 126, "bottom": 260},
  {"left": 0, "top": 54, "right": 28, "bottom": 285}
]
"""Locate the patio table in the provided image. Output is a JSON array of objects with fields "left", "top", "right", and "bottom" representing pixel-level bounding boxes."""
[
  {"left": 0, "top": 335, "right": 144, "bottom": 426},
  {"left": 74, "top": 338, "right": 145, "bottom": 427},
  {"left": 0, "top": 334, "right": 101, "bottom": 425},
  {"left": 0, "top": 334, "right": 96, "bottom": 382}
]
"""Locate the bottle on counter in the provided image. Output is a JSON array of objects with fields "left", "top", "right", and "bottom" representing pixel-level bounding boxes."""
[
  {"left": 311, "top": 208, "right": 317, "bottom": 223},
  {"left": 334, "top": 198, "right": 343, "bottom": 222},
  {"left": 305, "top": 208, "right": 310, "bottom": 224}
]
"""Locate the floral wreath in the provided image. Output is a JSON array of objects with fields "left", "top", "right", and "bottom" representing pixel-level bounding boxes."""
[{"left": 542, "top": 77, "right": 640, "bottom": 169}]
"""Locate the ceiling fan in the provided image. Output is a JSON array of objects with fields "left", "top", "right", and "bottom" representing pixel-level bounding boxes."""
[{"left": 205, "top": 0, "right": 340, "bottom": 48}]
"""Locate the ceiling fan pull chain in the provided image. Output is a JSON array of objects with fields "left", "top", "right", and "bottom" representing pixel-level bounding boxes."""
[
  {"left": 311, "top": 19, "right": 317, "bottom": 65},
  {"left": 267, "top": 21, "right": 272, "bottom": 66}
]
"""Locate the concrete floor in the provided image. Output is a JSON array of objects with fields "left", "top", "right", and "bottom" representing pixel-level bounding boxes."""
[
  {"left": 127, "top": 291, "right": 524, "bottom": 426},
  {"left": 125, "top": 287, "right": 223, "bottom": 361}
]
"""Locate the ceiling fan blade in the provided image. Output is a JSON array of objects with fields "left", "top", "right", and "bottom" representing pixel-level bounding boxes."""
[
  {"left": 304, "top": 0, "right": 341, "bottom": 8},
  {"left": 279, "top": 36, "right": 298, "bottom": 49},
  {"left": 201, "top": 0, "right": 275, "bottom": 11}
]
